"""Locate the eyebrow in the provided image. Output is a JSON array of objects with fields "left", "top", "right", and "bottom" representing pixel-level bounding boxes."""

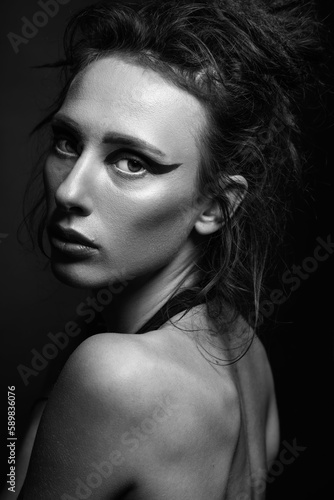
[{"left": 51, "top": 114, "right": 168, "bottom": 160}]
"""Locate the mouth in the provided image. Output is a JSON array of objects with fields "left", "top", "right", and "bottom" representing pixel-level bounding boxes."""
[{"left": 48, "top": 224, "right": 99, "bottom": 257}]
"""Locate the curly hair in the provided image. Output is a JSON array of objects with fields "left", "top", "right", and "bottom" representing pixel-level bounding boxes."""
[{"left": 20, "top": 0, "right": 328, "bottom": 359}]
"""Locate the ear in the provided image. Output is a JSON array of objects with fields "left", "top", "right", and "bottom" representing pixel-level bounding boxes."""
[{"left": 194, "top": 175, "right": 248, "bottom": 236}]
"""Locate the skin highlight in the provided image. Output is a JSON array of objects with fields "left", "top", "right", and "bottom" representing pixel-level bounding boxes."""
[
  {"left": 10, "top": 1, "right": 325, "bottom": 496},
  {"left": 44, "top": 55, "right": 218, "bottom": 333}
]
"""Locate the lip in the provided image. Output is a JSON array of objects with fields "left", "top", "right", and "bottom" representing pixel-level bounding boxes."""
[{"left": 48, "top": 224, "right": 99, "bottom": 256}]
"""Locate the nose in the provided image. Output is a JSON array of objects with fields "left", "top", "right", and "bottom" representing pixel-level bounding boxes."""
[{"left": 54, "top": 153, "right": 97, "bottom": 215}]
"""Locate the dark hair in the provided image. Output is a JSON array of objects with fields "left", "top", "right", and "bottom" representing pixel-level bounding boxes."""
[{"left": 20, "top": 0, "right": 328, "bottom": 360}]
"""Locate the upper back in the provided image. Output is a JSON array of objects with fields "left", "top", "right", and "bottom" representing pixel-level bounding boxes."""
[
  {"left": 137, "top": 306, "right": 280, "bottom": 499},
  {"left": 20, "top": 305, "right": 279, "bottom": 500}
]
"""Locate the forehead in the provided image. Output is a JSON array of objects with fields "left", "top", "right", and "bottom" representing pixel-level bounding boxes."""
[{"left": 61, "top": 56, "right": 207, "bottom": 161}]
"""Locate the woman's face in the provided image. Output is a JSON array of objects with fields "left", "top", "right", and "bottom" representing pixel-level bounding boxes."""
[{"left": 44, "top": 55, "right": 208, "bottom": 288}]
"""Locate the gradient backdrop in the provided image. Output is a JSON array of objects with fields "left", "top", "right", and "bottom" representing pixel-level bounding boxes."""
[{"left": 0, "top": 1, "right": 333, "bottom": 498}]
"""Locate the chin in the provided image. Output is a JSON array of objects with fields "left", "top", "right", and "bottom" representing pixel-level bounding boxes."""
[
  {"left": 50, "top": 262, "right": 94, "bottom": 289},
  {"left": 49, "top": 254, "right": 108, "bottom": 288},
  {"left": 50, "top": 258, "right": 133, "bottom": 291}
]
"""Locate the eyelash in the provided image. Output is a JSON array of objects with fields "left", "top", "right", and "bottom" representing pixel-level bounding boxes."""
[
  {"left": 50, "top": 134, "right": 149, "bottom": 179},
  {"left": 51, "top": 136, "right": 78, "bottom": 159}
]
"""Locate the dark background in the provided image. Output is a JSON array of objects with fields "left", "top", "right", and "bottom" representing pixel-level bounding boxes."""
[{"left": 0, "top": 0, "right": 333, "bottom": 498}]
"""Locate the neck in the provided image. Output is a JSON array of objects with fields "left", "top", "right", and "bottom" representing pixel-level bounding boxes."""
[{"left": 92, "top": 242, "right": 200, "bottom": 334}]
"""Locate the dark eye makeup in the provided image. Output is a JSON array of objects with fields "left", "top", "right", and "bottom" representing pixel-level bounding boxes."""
[
  {"left": 50, "top": 125, "right": 81, "bottom": 158},
  {"left": 49, "top": 124, "right": 182, "bottom": 177}
]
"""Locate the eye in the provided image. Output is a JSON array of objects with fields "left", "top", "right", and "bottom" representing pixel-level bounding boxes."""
[
  {"left": 54, "top": 138, "right": 78, "bottom": 158},
  {"left": 51, "top": 131, "right": 81, "bottom": 159},
  {"left": 113, "top": 158, "right": 146, "bottom": 175},
  {"left": 107, "top": 152, "right": 149, "bottom": 178}
]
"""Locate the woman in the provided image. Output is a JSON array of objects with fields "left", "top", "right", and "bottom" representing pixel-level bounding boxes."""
[{"left": 14, "top": 0, "right": 325, "bottom": 498}]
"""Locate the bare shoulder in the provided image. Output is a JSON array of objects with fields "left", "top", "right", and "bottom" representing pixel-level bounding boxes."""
[
  {"left": 57, "top": 332, "right": 165, "bottom": 402},
  {"left": 22, "top": 331, "right": 240, "bottom": 499},
  {"left": 63, "top": 330, "right": 241, "bottom": 448}
]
